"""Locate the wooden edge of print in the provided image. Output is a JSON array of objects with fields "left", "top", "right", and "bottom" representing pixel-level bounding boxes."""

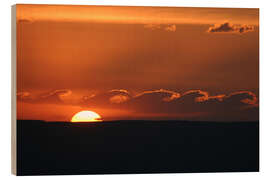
[{"left": 11, "top": 4, "right": 17, "bottom": 175}]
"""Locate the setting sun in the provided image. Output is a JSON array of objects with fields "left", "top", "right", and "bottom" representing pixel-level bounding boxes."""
[{"left": 71, "top": 110, "right": 102, "bottom": 122}]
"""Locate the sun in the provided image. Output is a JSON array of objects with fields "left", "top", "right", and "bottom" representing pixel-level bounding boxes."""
[{"left": 71, "top": 110, "right": 102, "bottom": 122}]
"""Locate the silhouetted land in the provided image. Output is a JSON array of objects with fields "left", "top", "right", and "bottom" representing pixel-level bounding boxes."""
[{"left": 17, "top": 120, "right": 259, "bottom": 175}]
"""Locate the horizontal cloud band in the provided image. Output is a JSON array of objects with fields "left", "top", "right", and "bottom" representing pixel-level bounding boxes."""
[{"left": 18, "top": 88, "right": 259, "bottom": 121}]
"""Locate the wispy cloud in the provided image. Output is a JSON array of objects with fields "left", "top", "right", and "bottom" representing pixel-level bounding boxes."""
[
  {"left": 17, "top": 89, "right": 72, "bottom": 104},
  {"left": 144, "top": 24, "right": 177, "bottom": 32}
]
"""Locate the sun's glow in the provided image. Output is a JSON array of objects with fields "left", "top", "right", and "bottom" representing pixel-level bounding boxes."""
[{"left": 71, "top": 110, "right": 102, "bottom": 122}]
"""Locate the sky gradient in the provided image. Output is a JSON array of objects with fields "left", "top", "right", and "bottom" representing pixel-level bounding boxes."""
[{"left": 16, "top": 4, "right": 259, "bottom": 122}]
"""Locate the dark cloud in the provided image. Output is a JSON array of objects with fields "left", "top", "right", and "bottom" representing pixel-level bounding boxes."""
[{"left": 208, "top": 22, "right": 255, "bottom": 33}]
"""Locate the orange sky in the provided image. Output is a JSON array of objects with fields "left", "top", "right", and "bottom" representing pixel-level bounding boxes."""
[{"left": 16, "top": 4, "right": 259, "bottom": 122}]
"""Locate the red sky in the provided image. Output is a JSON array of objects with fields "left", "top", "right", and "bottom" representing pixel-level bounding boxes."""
[{"left": 16, "top": 4, "right": 259, "bottom": 122}]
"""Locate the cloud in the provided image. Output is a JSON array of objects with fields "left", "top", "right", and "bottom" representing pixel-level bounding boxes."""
[
  {"left": 38, "top": 89, "right": 72, "bottom": 104},
  {"left": 208, "top": 22, "right": 255, "bottom": 33},
  {"left": 143, "top": 24, "right": 161, "bottom": 30},
  {"left": 223, "top": 91, "right": 257, "bottom": 106},
  {"left": 165, "top": 24, "right": 176, "bottom": 32},
  {"left": 18, "top": 88, "right": 258, "bottom": 121},
  {"left": 192, "top": 91, "right": 258, "bottom": 120},
  {"left": 78, "top": 88, "right": 259, "bottom": 120},
  {"left": 181, "top": 90, "right": 209, "bottom": 103},
  {"left": 17, "top": 92, "right": 32, "bottom": 102},
  {"left": 109, "top": 95, "right": 130, "bottom": 104},
  {"left": 17, "top": 89, "right": 72, "bottom": 104},
  {"left": 144, "top": 24, "right": 176, "bottom": 32},
  {"left": 81, "top": 89, "right": 131, "bottom": 107},
  {"left": 80, "top": 89, "right": 181, "bottom": 115},
  {"left": 124, "top": 89, "right": 181, "bottom": 114},
  {"left": 135, "top": 89, "right": 180, "bottom": 102},
  {"left": 109, "top": 89, "right": 131, "bottom": 104}
]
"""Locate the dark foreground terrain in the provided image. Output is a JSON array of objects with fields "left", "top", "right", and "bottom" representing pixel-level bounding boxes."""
[{"left": 17, "top": 120, "right": 259, "bottom": 175}]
